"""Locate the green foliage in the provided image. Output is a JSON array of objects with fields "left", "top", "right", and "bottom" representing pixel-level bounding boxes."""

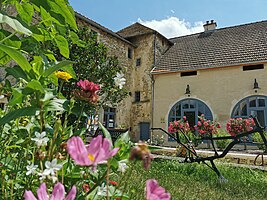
[
  {"left": 60, "top": 27, "right": 129, "bottom": 107},
  {"left": 253, "top": 131, "right": 267, "bottom": 152},
  {"left": 177, "top": 131, "right": 202, "bottom": 147},
  {"left": 215, "top": 130, "right": 232, "bottom": 150},
  {"left": 0, "top": 12, "right": 32, "bottom": 35},
  {"left": 119, "top": 159, "right": 267, "bottom": 200},
  {"left": 0, "top": 1, "right": 131, "bottom": 199}
]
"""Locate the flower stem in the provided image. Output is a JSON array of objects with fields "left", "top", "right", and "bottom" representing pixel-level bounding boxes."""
[
  {"left": 106, "top": 162, "right": 110, "bottom": 200},
  {"left": 74, "top": 102, "right": 85, "bottom": 131},
  {"left": 120, "top": 161, "right": 134, "bottom": 199}
]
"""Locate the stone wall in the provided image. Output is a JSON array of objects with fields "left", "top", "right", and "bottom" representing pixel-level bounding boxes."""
[{"left": 77, "top": 17, "right": 172, "bottom": 141}]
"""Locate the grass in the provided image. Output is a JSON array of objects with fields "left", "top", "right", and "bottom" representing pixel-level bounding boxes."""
[{"left": 113, "top": 159, "right": 267, "bottom": 200}]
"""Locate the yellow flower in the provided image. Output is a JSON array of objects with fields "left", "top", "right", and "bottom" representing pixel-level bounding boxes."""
[{"left": 55, "top": 71, "right": 72, "bottom": 81}]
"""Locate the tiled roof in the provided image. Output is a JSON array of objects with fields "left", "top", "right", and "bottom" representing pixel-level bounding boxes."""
[
  {"left": 75, "top": 12, "right": 135, "bottom": 47},
  {"left": 117, "top": 23, "right": 172, "bottom": 44},
  {"left": 152, "top": 20, "right": 267, "bottom": 73},
  {"left": 117, "top": 22, "right": 155, "bottom": 38}
]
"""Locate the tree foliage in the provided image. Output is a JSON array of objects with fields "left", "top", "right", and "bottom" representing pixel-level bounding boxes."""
[{"left": 60, "top": 26, "right": 128, "bottom": 109}]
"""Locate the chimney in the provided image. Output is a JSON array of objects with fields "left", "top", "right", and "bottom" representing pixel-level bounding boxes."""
[{"left": 203, "top": 20, "right": 217, "bottom": 31}]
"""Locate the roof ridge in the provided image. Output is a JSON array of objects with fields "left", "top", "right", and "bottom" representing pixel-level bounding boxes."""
[
  {"left": 169, "top": 20, "right": 267, "bottom": 40},
  {"left": 75, "top": 12, "right": 135, "bottom": 47}
]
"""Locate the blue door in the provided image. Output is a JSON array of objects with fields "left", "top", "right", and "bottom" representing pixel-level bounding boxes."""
[{"left": 140, "top": 122, "right": 150, "bottom": 141}]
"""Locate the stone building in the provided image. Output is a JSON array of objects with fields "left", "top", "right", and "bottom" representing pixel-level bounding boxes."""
[
  {"left": 76, "top": 13, "right": 267, "bottom": 145},
  {"left": 75, "top": 13, "right": 171, "bottom": 141},
  {"left": 152, "top": 20, "right": 267, "bottom": 145}
]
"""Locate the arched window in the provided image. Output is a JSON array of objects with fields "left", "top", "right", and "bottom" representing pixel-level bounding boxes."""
[
  {"left": 168, "top": 98, "right": 213, "bottom": 128},
  {"left": 231, "top": 95, "right": 267, "bottom": 127}
]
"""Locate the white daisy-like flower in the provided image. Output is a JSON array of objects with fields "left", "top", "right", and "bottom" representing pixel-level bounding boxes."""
[
  {"left": 114, "top": 72, "right": 126, "bottom": 89},
  {"left": 43, "top": 158, "right": 62, "bottom": 176},
  {"left": 26, "top": 163, "right": 38, "bottom": 175},
  {"left": 117, "top": 160, "right": 128, "bottom": 173},
  {"left": 97, "top": 183, "right": 107, "bottom": 196},
  {"left": 31, "top": 131, "right": 49, "bottom": 147}
]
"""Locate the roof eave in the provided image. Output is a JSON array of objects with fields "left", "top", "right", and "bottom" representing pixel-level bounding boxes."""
[
  {"left": 75, "top": 12, "right": 136, "bottom": 47},
  {"left": 151, "top": 60, "right": 267, "bottom": 75}
]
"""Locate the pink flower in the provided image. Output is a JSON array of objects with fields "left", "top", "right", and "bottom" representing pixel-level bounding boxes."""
[
  {"left": 167, "top": 123, "right": 175, "bottom": 133},
  {"left": 24, "top": 182, "right": 76, "bottom": 200},
  {"left": 77, "top": 80, "right": 100, "bottom": 92},
  {"left": 146, "top": 179, "right": 170, "bottom": 200},
  {"left": 74, "top": 80, "right": 100, "bottom": 103},
  {"left": 67, "top": 135, "right": 119, "bottom": 169}
]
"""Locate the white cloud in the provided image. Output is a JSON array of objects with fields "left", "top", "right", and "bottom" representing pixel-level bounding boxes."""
[{"left": 138, "top": 17, "right": 204, "bottom": 38}]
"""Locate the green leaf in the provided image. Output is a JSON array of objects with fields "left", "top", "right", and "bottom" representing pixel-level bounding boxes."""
[
  {"left": 5, "top": 65, "right": 29, "bottom": 81},
  {"left": 44, "top": 98, "right": 67, "bottom": 112},
  {"left": 0, "top": 43, "right": 31, "bottom": 72},
  {"left": 25, "top": 80, "right": 45, "bottom": 94},
  {"left": 61, "top": 64, "right": 77, "bottom": 80},
  {"left": 42, "top": 60, "right": 74, "bottom": 77},
  {"left": 0, "top": 106, "right": 38, "bottom": 126},
  {"left": 48, "top": 0, "right": 78, "bottom": 30},
  {"left": 45, "top": 53, "right": 56, "bottom": 61},
  {"left": 114, "top": 131, "right": 130, "bottom": 147},
  {"left": 0, "top": 13, "right": 32, "bottom": 35},
  {"left": 0, "top": 30, "right": 21, "bottom": 64},
  {"left": 69, "top": 31, "right": 85, "bottom": 47},
  {"left": 0, "top": 50, "right": 11, "bottom": 65},
  {"left": 8, "top": 88, "right": 23, "bottom": 106},
  {"left": 99, "top": 122, "right": 113, "bottom": 147},
  {"left": 31, "top": 56, "right": 44, "bottom": 77},
  {"left": 48, "top": 73, "right": 58, "bottom": 86},
  {"left": 73, "top": 128, "right": 86, "bottom": 136},
  {"left": 55, "top": 35, "right": 69, "bottom": 58},
  {"left": 0, "top": 30, "right": 21, "bottom": 48},
  {"left": 16, "top": 2, "right": 34, "bottom": 25},
  {"left": 41, "top": 91, "right": 55, "bottom": 102},
  {"left": 40, "top": 6, "right": 52, "bottom": 26}
]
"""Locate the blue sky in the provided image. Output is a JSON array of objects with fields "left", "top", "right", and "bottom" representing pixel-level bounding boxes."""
[{"left": 69, "top": 0, "right": 267, "bottom": 38}]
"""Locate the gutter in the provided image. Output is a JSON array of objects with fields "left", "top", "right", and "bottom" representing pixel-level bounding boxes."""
[
  {"left": 151, "top": 60, "right": 267, "bottom": 75},
  {"left": 151, "top": 32, "right": 157, "bottom": 139}
]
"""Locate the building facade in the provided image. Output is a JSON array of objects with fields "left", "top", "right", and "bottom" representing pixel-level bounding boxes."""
[
  {"left": 76, "top": 13, "right": 267, "bottom": 145},
  {"left": 75, "top": 13, "right": 171, "bottom": 142},
  {"left": 152, "top": 20, "right": 267, "bottom": 145}
]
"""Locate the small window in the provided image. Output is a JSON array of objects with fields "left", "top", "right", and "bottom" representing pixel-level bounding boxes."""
[
  {"left": 136, "top": 58, "right": 141, "bottom": 66},
  {"left": 128, "top": 48, "right": 132, "bottom": 59},
  {"left": 104, "top": 107, "right": 116, "bottom": 128},
  {"left": 135, "top": 91, "right": 141, "bottom": 102},
  {"left": 243, "top": 64, "right": 264, "bottom": 71},
  {"left": 180, "top": 71, "right": 197, "bottom": 77}
]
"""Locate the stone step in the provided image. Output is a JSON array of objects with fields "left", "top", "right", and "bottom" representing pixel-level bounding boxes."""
[{"left": 150, "top": 145, "right": 267, "bottom": 166}]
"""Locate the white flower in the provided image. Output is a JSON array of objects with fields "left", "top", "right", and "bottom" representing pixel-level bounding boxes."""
[
  {"left": 31, "top": 131, "right": 49, "bottom": 147},
  {"left": 97, "top": 183, "right": 107, "bottom": 196},
  {"left": 26, "top": 163, "right": 38, "bottom": 175},
  {"left": 38, "top": 172, "right": 58, "bottom": 183},
  {"left": 114, "top": 72, "right": 126, "bottom": 89},
  {"left": 117, "top": 160, "right": 128, "bottom": 173},
  {"left": 43, "top": 158, "right": 62, "bottom": 176}
]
